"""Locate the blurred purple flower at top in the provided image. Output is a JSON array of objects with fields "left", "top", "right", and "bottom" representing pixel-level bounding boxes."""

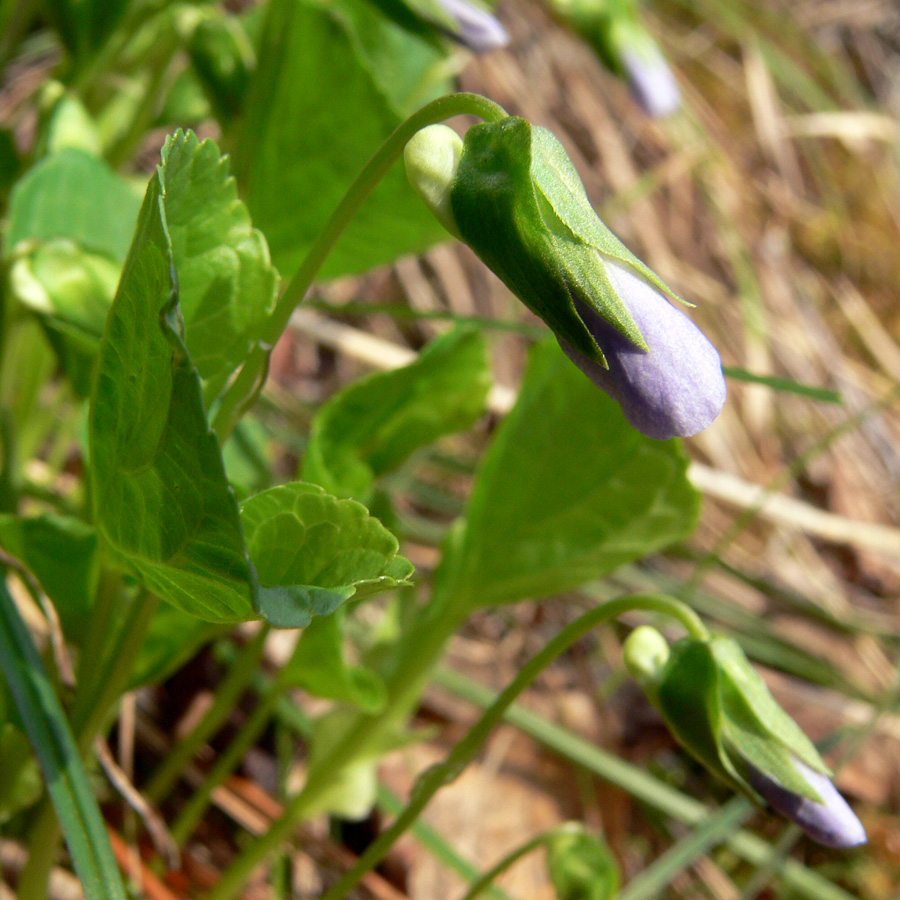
[
  {"left": 558, "top": 258, "right": 726, "bottom": 440},
  {"left": 435, "top": 0, "right": 509, "bottom": 52},
  {"left": 748, "top": 758, "right": 867, "bottom": 849},
  {"left": 620, "top": 42, "right": 681, "bottom": 118}
]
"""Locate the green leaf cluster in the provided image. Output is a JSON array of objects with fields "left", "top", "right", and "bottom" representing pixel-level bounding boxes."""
[{"left": 88, "top": 131, "right": 410, "bottom": 627}]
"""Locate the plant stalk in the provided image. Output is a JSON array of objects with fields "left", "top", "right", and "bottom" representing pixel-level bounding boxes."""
[
  {"left": 212, "top": 91, "right": 508, "bottom": 441},
  {"left": 144, "top": 625, "right": 270, "bottom": 804}
]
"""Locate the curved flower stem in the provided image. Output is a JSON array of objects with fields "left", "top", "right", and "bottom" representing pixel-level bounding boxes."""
[
  {"left": 316, "top": 593, "right": 705, "bottom": 900},
  {"left": 206, "top": 593, "right": 705, "bottom": 900},
  {"left": 458, "top": 824, "right": 580, "bottom": 900},
  {"left": 211, "top": 92, "right": 507, "bottom": 441}
]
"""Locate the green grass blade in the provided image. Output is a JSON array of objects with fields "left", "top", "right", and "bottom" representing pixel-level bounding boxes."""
[
  {"left": 617, "top": 796, "right": 754, "bottom": 900},
  {"left": 722, "top": 367, "right": 842, "bottom": 404},
  {"left": 0, "top": 579, "right": 126, "bottom": 900}
]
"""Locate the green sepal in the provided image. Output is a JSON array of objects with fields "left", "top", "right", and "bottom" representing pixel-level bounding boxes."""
[
  {"left": 655, "top": 638, "right": 744, "bottom": 791},
  {"left": 656, "top": 636, "right": 831, "bottom": 806},
  {"left": 450, "top": 117, "right": 682, "bottom": 367},
  {"left": 710, "top": 635, "right": 829, "bottom": 802}
]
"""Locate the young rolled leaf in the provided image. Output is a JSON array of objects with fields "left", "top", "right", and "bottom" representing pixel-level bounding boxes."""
[
  {"left": 90, "top": 131, "right": 377, "bottom": 628},
  {"left": 161, "top": 130, "right": 278, "bottom": 404},
  {"left": 302, "top": 327, "right": 491, "bottom": 501},
  {"left": 89, "top": 137, "right": 257, "bottom": 623}
]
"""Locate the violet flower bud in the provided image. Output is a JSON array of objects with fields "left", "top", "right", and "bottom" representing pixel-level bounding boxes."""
[
  {"left": 627, "top": 631, "right": 867, "bottom": 849},
  {"left": 619, "top": 41, "right": 681, "bottom": 118},
  {"left": 543, "top": 0, "right": 681, "bottom": 117},
  {"left": 434, "top": 0, "right": 509, "bottom": 52},
  {"left": 557, "top": 258, "right": 726, "bottom": 440},
  {"left": 405, "top": 116, "right": 726, "bottom": 440},
  {"left": 748, "top": 758, "right": 867, "bottom": 849}
]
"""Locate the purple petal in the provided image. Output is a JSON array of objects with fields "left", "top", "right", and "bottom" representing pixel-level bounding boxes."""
[
  {"left": 435, "top": 0, "right": 509, "bottom": 52},
  {"left": 620, "top": 46, "right": 682, "bottom": 118},
  {"left": 559, "top": 259, "right": 726, "bottom": 440},
  {"left": 748, "top": 759, "right": 867, "bottom": 849}
]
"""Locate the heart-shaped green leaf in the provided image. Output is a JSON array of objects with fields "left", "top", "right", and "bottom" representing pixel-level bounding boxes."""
[{"left": 435, "top": 340, "right": 699, "bottom": 608}]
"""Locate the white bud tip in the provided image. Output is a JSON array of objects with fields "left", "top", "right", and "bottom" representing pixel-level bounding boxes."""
[
  {"left": 623, "top": 626, "right": 670, "bottom": 687},
  {"left": 404, "top": 124, "right": 464, "bottom": 239}
]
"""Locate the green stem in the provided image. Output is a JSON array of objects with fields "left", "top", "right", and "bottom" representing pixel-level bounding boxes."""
[
  {"left": 211, "top": 91, "right": 508, "bottom": 441},
  {"left": 316, "top": 594, "right": 704, "bottom": 900},
  {"left": 458, "top": 826, "right": 571, "bottom": 900},
  {"left": 169, "top": 640, "right": 288, "bottom": 847},
  {"left": 205, "top": 600, "right": 467, "bottom": 900},
  {"left": 144, "top": 626, "right": 270, "bottom": 804},
  {"left": 71, "top": 590, "right": 162, "bottom": 745},
  {"left": 207, "top": 594, "right": 703, "bottom": 900},
  {"left": 435, "top": 671, "right": 860, "bottom": 900}
]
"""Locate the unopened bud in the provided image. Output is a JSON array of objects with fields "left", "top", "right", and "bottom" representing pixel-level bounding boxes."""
[
  {"left": 623, "top": 625, "right": 669, "bottom": 690},
  {"left": 404, "top": 124, "right": 464, "bottom": 239}
]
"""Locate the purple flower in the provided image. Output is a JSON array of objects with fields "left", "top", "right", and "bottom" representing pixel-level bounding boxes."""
[
  {"left": 435, "top": 0, "right": 509, "bottom": 52},
  {"left": 620, "top": 44, "right": 681, "bottom": 118},
  {"left": 748, "top": 757, "right": 867, "bottom": 849},
  {"left": 558, "top": 258, "right": 726, "bottom": 440}
]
